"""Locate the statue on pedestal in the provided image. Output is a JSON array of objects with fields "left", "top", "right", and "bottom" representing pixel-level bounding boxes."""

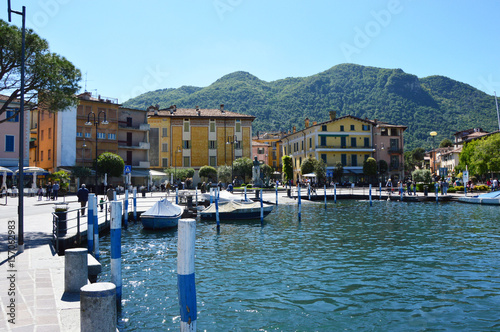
[{"left": 252, "top": 156, "right": 263, "bottom": 187}]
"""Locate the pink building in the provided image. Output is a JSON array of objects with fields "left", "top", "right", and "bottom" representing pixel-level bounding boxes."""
[
  {"left": 252, "top": 140, "right": 269, "bottom": 164},
  {"left": 0, "top": 94, "right": 30, "bottom": 168}
]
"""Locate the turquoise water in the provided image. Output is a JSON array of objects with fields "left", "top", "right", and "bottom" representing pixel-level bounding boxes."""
[{"left": 98, "top": 200, "right": 500, "bottom": 331}]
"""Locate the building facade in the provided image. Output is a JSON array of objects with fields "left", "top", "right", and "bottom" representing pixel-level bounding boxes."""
[
  {"left": 0, "top": 94, "right": 30, "bottom": 168},
  {"left": 117, "top": 107, "right": 150, "bottom": 170},
  {"left": 147, "top": 105, "right": 255, "bottom": 179},
  {"left": 253, "top": 132, "right": 285, "bottom": 171},
  {"left": 281, "top": 112, "right": 406, "bottom": 184}
]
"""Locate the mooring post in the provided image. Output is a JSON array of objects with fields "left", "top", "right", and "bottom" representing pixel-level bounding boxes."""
[
  {"left": 176, "top": 187, "right": 179, "bottom": 205},
  {"left": 93, "top": 195, "right": 99, "bottom": 261},
  {"left": 324, "top": 185, "right": 327, "bottom": 209},
  {"left": 111, "top": 201, "right": 122, "bottom": 305},
  {"left": 80, "top": 282, "right": 117, "bottom": 332},
  {"left": 124, "top": 189, "right": 129, "bottom": 229},
  {"left": 195, "top": 187, "right": 198, "bottom": 208},
  {"left": 215, "top": 192, "right": 220, "bottom": 232},
  {"left": 298, "top": 185, "right": 302, "bottom": 221},
  {"left": 334, "top": 183, "right": 337, "bottom": 204},
  {"left": 209, "top": 187, "right": 213, "bottom": 204},
  {"left": 87, "top": 193, "right": 94, "bottom": 256},
  {"left": 275, "top": 185, "right": 278, "bottom": 205},
  {"left": 435, "top": 183, "right": 439, "bottom": 203},
  {"left": 308, "top": 183, "right": 311, "bottom": 200},
  {"left": 177, "top": 218, "right": 197, "bottom": 332},
  {"left": 260, "top": 188, "right": 264, "bottom": 224},
  {"left": 133, "top": 187, "right": 137, "bottom": 220},
  {"left": 64, "top": 248, "right": 88, "bottom": 293},
  {"left": 244, "top": 185, "right": 247, "bottom": 201},
  {"left": 400, "top": 183, "right": 403, "bottom": 201},
  {"left": 379, "top": 182, "right": 382, "bottom": 200},
  {"left": 369, "top": 184, "right": 373, "bottom": 207}
]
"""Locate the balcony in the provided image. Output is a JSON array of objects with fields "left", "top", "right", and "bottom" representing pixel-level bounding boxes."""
[
  {"left": 118, "top": 123, "right": 150, "bottom": 131},
  {"left": 388, "top": 148, "right": 403, "bottom": 154},
  {"left": 138, "top": 161, "right": 150, "bottom": 168},
  {"left": 316, "top": 145, "right": 374, "bottom": 152},
  {"left": 117, "top": 141, "right": 150, "bottom": 149}
]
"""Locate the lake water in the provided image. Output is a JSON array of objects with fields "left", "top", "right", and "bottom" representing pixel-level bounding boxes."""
[{"left": 98, "top": 200, "right": 500, "bottom": 331}]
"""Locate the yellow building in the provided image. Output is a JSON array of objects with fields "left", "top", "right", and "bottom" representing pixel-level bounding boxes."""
[
  {"left": 147, "top": 105, "right": 255, "bottom": 176},
  {"left": 281, "top": 112, "right": 406, "bottom": 184}
]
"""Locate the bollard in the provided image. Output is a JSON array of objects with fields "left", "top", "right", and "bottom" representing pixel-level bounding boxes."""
[
  {"left": 308, "top": 184, "right": 311, "bottom": 200},
  {"left": 64, "top": 248, "right": 88, "bottom": 293},
  {"left": 276, "top": 185, "right": 278, "bottom": 205},
  {"left": 195, "top": 187, "right": 198, "bottom": 208},
  {"left": 334, "top": 183, "right": 337, "bottom": 204},
  {"left": 244, "top": 186, "right": 247, "bottom": 201},
  {"left": 124, "top": 190, "right": 129, "bottom": 229},
  {"left": 87, "top": 194, "right": 95, "bottom": 256},
  {"left": 133, "top": 187, "right": 137, "bottom": 220},
  {"left": 177, "top": 219, "right": 197, "bottom": 332},
  {"left": 379, "top": 182, "right": 382, "bottom": 200},
  {"left": 111, "top": 201, "right": 122, "bottom": 305},
  {"left": 176, "top": 187, "right": 179, "bottom": 205},
  {"left": 324, "top": 185, "right": 327, "bottom": 209},
  {"left": 369, "top": 184, "right": 372, "bottom": 207},
  {"left": 298, "top": 185, "right": 302, "bottom": 221},
  {"left": 80, "top": 282, "right": 117, "bottom": 332},
  {"left": 93, "top": 196, "right": 99, "bottom": 261},
  {"left": 209, "top": 187, "right": 213, "bottom": 204},
  {"left": 260, "top": 189, "right": 264, "bottom": 223},
  {"left": 215, "top": 194, "right": 220, "bottom": 232},
  {"left": 435, "top": 184, "right": 439, "bottom": 203}
]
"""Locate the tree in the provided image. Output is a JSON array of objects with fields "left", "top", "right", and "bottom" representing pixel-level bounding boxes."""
[
  {"left": 458, "top": 134, "right": 500, "bottom": 176},
  {"left": 0, "top": 20, "right": 81, "bottom": 123},
  {"left": 363, "top": 157, "right": 377, "bottom": 182},
  {"left": 198, "top": 166, "right": 217, "bottom": 182},
  {"left": 217, "top": 165, "right": 232, "bottom": 183},
  {"left": 260, "top": 163, "right": 273, "bottom": 185},
  {"left": 96, "top": 152, "right": 124, "bottom": 177},
  {"left": 378, "top": 160, "right": 388, "bottom": 175},
  {"left": 333, "top": 162, "right": 344, "bottom": 182},
  {"left": 282, "top": 155, "right": 293, "bottom": 183},
  {"left": 314, "top": 159, "right": 326, "bottom": 183},
  {"left": 412, "top": 169, "right": 432, "bottom": 183},
  {"left": 233, "top": 157, "right": 253, "bottom": 183},
  {"left": 439, "top": 138, "right": 453, "bottom": 148},
  {"left": 48, "top": 170, "right": 70, "bottom": 192},
  {"left": 300, "top": 156, "right": 317, "bottom": 175}
]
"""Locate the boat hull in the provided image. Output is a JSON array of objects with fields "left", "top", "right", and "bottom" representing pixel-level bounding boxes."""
[
  {"left": 141, "top": 216, "right": 179, "bottom": 230},
  {"left": 199, "top": 205, "right": 274, "bottom": 221}
]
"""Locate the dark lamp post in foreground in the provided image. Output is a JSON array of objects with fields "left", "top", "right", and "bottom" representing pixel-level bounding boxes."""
[{"left": 86, "top": 110, "right": 108, "bottom": 193}]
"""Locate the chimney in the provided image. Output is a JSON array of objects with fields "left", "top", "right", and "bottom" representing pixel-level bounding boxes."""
[
  {"left": 220, "top": 104, "right": 225, "bottom": 113},
  {"left": 312, "top": 121, "right": 317, "bottom": 126},
  {"left": 305, "top": 118, "right": 310, "bottom": 128},
  {"left": 173, "top": 105, "right": 177, "bottom": 112},
  {"left": 196, "top": 105, "right": 200, "bottom": 116},
  {"left": 293, "top": 126, "right": 296, "bottom": 133},
  {"left": 329, "top": 111, "right": 336, "bottom": 120}
]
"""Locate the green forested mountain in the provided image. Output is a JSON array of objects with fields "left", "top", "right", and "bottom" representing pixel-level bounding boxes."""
[{"left": 123, "top": 64, "right": 498, "bottom": 150}]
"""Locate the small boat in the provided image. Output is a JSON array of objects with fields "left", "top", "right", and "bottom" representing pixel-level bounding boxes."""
[
  {"left": 141, "top": 199, "right": 183, "bottom": 229},
  {"left": 200, "top": 190, "right": 251, "bottom": 203},
  {"left": 199, "top": 200, "right": 274, "bottom": 221},
  {"left": 458, "top": 190, "right": 500, "bottom": 205}
]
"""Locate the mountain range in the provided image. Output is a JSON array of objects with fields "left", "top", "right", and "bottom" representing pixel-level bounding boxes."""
[{"left": 122, "top": 63, "right": 498, "bottom": 150}]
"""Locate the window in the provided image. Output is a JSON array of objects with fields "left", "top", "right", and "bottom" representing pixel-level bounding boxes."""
[
  {"left": 321, "top": 154, "right": 327, "bottom": 163},
  {"left": 236, "top": 119, "right": 241, "bottom": 132},
  {"left": 6, "top": 110, "right": 19, "bottom": 122},
  {"left": 364, "top": 137, "right": 370, "bottom": 147},
  {"left": 309, "top": 138, "right": 312, "bottom": 148},
  {"left": 48, "top": 128, "right": 52, "bottom": 139},
  {"left": 41, "top": 130, "right": 44, "bottom": 141},
  {"left": 162, "top": 128, "right": 168, "bottom": 137},
  {"left": 183, "top": 156, "right": 190, "bottom": 167},
  {"left": 381, "top": 128, "right": 388, "bottom": 136},
  {"left": 210, "top": 156, "right": 216, "bottom": 167},
  {"left": 183, "top": 140, "right": 191, "bottom": 149},
  {"left": 5, "top": 135, "right": 14, "bottom": 152},
  {"left": 183, "top": 119, "right": 190, "bottom": 132},
  {"left": 391, "top": 128, "right": 398, "bottom": 136},
  {"left": 108, "top": 133, "right": 116, "bottom": 140},
  {"left": 340, "top": 125, "right": 344, "bottom": 132},
  {"left": 320, "top": 136, "right": 326, "bottom": 146},
  {"left": 351, "top": 154, "right": 357, "bottom": 166},
  {"left": 341, "top": 137, "right": 346, "bottom": 147},
  {"left": 210, "top": 120, "right": 215, "bottom": 132},
  {"left": 362, "top": 124, "right": 370, "bottom": 131},
  {"left": 85, "top": 132, "right": 91, "bottom": 138},
  {"left": 364, "top": 154, "right": 369, "bottom": 161},
  {"left": 390, "top": 139, "right": 399, "bottom": 151},
  {"left": 48, "top": 149, "right": 52, "bottom": 160},
  {"left": 322, "top": 125, "right": 327, "bottom": 131},
  {"left": 97, "top": 132, "right": 106, "bottom": 139},
  {"left": 351, "top": 137, "right": 356, "bottom": 147},
  {"left": 76, "top": 132, "right": 83, "bottom": 137},
  {"left": 391, "top": 156, "right": 399, "bottom": 169},
  {"left": 351, "top": 125, "right": 355, "bottom": 131},
  {"left": 162, "top": 143, "right": 168, "bottom": 152},
  {"left": 126, "top": 117, "right": 132, "bottom": 127},
  {"left": 40, "top": 150, "right": 44, "bottom": 161},
  {"left": 341, "top": 154, "right": 347, "bottom": 166},
  {"left": 162, "top": 158, "right": 169, "bottom": 167},
  {"left": 209, "top": 141, "right": 217, "bottom": 149},
  {"left": 258, "top": 148, "right": 265, "bottom": 154},
  {"left": 301, "top": 141, "right": 304, "bottom": 151}
]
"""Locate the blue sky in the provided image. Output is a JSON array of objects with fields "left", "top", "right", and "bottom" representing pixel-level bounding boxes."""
[{"left": 3, "top": 0, "right": 500, "bottom": 103}]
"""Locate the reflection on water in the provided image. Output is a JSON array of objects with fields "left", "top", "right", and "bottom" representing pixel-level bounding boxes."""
[{"left": 98, "top": 200, "right": 500, "bottom": 331}]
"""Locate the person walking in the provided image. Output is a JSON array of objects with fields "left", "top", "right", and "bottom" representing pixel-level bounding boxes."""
[
  {"left": 52, "top": 181, "right": 60, "bottom": 200},
  {"left": 45, "top": 181, "right": 52, "bottom": 200},
  {"left": 77, "top": 184, "right": 89, "bottom": 216}
]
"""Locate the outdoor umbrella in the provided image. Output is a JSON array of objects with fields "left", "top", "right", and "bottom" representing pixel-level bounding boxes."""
[
  {"left": 14, "top": 167, "right": 49, "bottom": 189},
  {"left": 0, "top": 166, "right": 13, "bottom": 191}
]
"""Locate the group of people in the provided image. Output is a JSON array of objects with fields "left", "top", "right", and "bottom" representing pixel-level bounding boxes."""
[
  {"left": 37, "top": 181, "right": 60, "bottom": 201},
  {"left": 486, "top": 178, "right": 499, "bottom": 191},
  {"left": 76, "top": 183, "right": 117, "bottom": 216}
]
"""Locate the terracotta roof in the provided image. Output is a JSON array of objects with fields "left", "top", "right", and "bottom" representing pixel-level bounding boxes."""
[
  {"left": 0, "top": 94, "right": 20, "bottom": 103},
  {"left": 252, "top": 141, "right": 269, "bottom": 147},
  {"left": 147, "top": 108, "right": 255, "bottom": 119}
]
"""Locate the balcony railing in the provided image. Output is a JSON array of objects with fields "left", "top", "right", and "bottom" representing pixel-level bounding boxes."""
[{"left": 316, "top": 145, "right": 374, "bottom": 150}]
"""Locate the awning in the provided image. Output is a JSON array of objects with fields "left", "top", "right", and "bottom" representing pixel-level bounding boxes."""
[
  {"left": 0, "top": 166, "right": 14, "bottom": 174},
  {"left": 345, "top": 169, "right": 363, "bottom": 174},
  {"left": 303, "top": 173, "right": 316, "bottom": 177},
  {"left": 13, "top": 167, "right": 50, "bottom": 175},
  {"left": 150, "top": 170, "right": 168, "bottom": 177},
  {"left": 130, "top": 169, "right": 150, "bottom": 177}
]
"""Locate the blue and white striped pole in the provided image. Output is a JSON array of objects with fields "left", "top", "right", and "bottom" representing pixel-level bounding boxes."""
[
  {"left": 260, "top": 189, "right": 263, "bottom": 223},
  {"left": 133, "top": 187, "right": 137, "bottom": 220},
  {"left": 113, "top": 190, "right": 117, "bottom": 201},
  {"left": 111, "top": 201, "right": 122, "bottom": 305},
  {"left": 435, "top": 183, "right": 439, "bottom": 203},
  {"left": 93, "top": 195, "right": 99, "bottom": 261},
  {"left": 298, "top": 185, "right": 302, "bottom": 221},
  {"left": 215, "top": 192, "right": 220, "bottom": 232},
  {"left": 275, "top": 185, "right": 278, "bottom": 205},
  {"left": 369, "top": 184, "right": 372, "bottom": 207},
  {"left": 308, "top": 184, "right": 311, "bottom": 200},
  {"left": 176, "top": 187, "right": 179, "bottom": 205},
  {"left": 124, "top": 189, "right": 129, "bottom": 229},
  {"left": 324, "top": 185, "right": 327, "bottom": 209},
  {"left": 195, "top": 187, "right": 198, "bottom": 208},
  {"left": 244, "top": 186, "right": 247, "bottom": 201},
  {"left": 334, "top": 183, "right": 337, "bottom": 204},
  {"left": 379, "top": 183, "right": 382, "bottom": 200},
  {"left": 400, "top": 184, "right": 403, "bottom": 201},
  {"left": 87, "top": 193, "right": 95, "bottom": 255},
  {"left": 177, "top": 219, "right": 197, "bottom": 332},
  {"left": 209, "top": 187, "right": 213, "bottom": 204}
]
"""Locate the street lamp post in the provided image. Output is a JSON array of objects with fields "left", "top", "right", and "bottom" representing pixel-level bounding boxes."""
[
  {"left": 174, "top": 145, "right": 181, "bottom": 184},
  {"left": 226, "top": 136, "right": 238, "bottom": 180},
  {"left": 86, "top": 110, "right": 108, "bottom": 193},
  {"left": 430, "top": 131, "right": 437, "bottom": 179}
]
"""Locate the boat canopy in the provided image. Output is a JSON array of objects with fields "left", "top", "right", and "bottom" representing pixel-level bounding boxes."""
[{"left": 142, "top": 199, "right": 182, "bottom": 217}]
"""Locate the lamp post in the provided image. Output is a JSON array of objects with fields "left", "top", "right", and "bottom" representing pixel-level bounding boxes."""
[
  {"left": 430, "top": 131, "right": 437, "bottom": 179},
  {"left": 226, "top": 136, "right": 238, "bottom": 180},
  {"left": 174, "top": 145, "right": 181, "bottom": 184},
  {"left": 86, "top": 110, "right": 108, "bottom": 193}
]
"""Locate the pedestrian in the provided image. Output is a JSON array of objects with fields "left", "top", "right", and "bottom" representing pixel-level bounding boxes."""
[
  {"left": 52, "top": 181, "right": 60, "bottom": 200},
  {"left": 46, "top": 181, "right": 52, "bottom": 200},
  {"left": 493, "top": 178, "right": 499, "bottom": 191},
  {"left": 37, "top": 185, "right": 43, "bottom": 201},
  {"left": 386, "top": 178, "right": 393, "bottom": 193},
  {"left": 77, "top": 184, "right": 89, "bottom": 216}
]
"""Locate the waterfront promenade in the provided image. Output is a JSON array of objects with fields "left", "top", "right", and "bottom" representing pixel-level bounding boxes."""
[{"left": 0, "top": 187, "right": 458, "bottom": 331}]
